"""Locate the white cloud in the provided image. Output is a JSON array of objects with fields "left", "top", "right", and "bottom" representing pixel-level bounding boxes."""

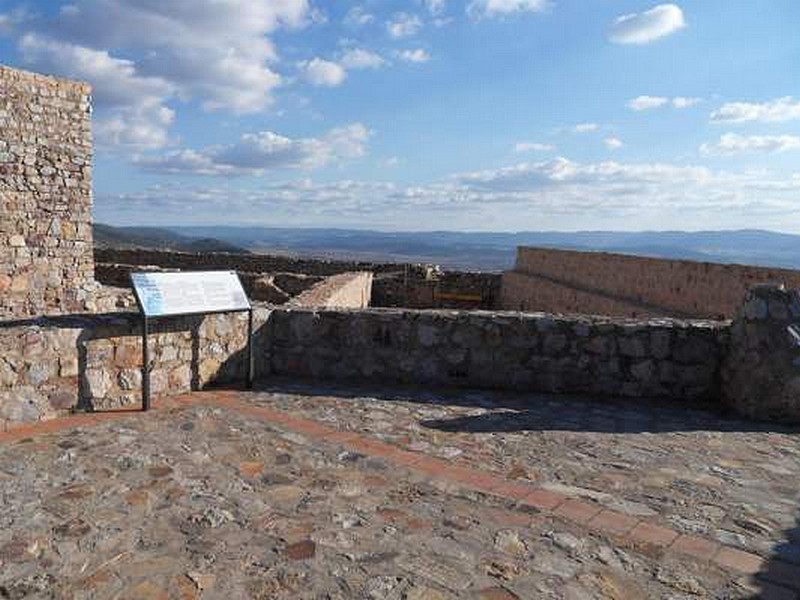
[
  {"left": 672, "top": 96, "right": 701, "bottom": 108},
  {"left": 627, "top": 96, "right": 669, "bottom": 111},
  {"left": 301, "top": 57, "right": 347, "bottom": 87},
  {"left": 136, "top": 123, "right": 370, "bottom": 176},
  {"left": 467, "top": 0, "right": 551, "bottom": 19},
  {"left": 456, "top": 157, "right": 715, "bottom": 192},
  {"left": 610, "top": 4, "right": 686, "bottom": 45},
  {"left": 38, "top": 0, "right": 311, "bottom": 114},
  {"left": 344, "top": 6, "right": 374, "bottom": 27},
  {"left": 423, "top": 0, "right": 446, "bottom": 15},
  {"left": 19, "top": 33, "right": 176, "bottom": 149},
  {"left": 711, "top": 97, "right": 800, "bottom": 124},
  {"left": 572, "top": 123, "right": 599, "bottom": 133},
  {"left": 604, "top": 137, "right": 623, "bottom": 150},
  {"left": 340, "top": 48, "right": 386, "bottom": 70},
  {"left": 700, "top": 133, "right": 800, "bottom": 156},
  {"left": 102, "top": 157, "right": 800, "bottom": 230},
  {"left": 627, "top": 95, "right": 701, "bottom": 111},
  {"left": 339, "top": 48, "right": 386, "bottom": 70},
  {"left": 387, "top": 13, "right": 423, "bottom": 38},
  {"left": 514, "top": 142, "right": 554, "bottom": 152},
  {"left": 300, "top": 49, "right": 385, "bottom": 87},
  {"left": 397, "top": 49, "right": 431, "bottom": 63},
  {"left": 8, "top": 0, "right": 315, "bottom": 151},
  {"left": 0, "top": 7, "right": 30, "bottom": 35}
]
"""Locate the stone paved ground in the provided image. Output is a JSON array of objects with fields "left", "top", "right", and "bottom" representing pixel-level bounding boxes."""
[
  {"left": 0, "top": 385, "right": 797, "bottom": 599},
  {"left": 250, "top": 381, "right": 800, "bottom": 560}
]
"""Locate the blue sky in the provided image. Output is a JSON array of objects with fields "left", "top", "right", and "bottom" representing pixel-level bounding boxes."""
[{"left": 2, "top": 1, "right": 800, "bottom": 232}]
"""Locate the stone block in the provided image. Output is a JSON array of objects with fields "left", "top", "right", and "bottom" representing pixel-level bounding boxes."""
[
  {"left": 620, "top": 334, "right": 649, "bottom": 357},
  {"left": 48, "top": 388, "right": 75, "bottom": 410},
  {"left": 0, "top": 389, "right": 40, "bottom": 422},
  {"left": 85, "top": 368, "right": 111, "bottom": 398},
  {"left": 114, "top": 344, "right": 140, "bottom": 369},
  {"left": 169, "top": 364, "right": 192, "bottom": 390}
]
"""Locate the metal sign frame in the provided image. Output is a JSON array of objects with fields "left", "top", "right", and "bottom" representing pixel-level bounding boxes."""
[{"left": 130, "top": 271, "right": 254, "bottom": 411}]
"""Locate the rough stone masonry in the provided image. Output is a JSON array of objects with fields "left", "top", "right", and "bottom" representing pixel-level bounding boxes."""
[
  {"left": 3, "top": 64, "right": 800, "bottom": 430},
  {"left": 0, "top": 65, "right": 94, "bottom": 318}
]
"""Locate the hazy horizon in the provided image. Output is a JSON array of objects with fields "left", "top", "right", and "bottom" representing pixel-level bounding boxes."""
[
  {"left": 95, "top": 223, "right": 800, "bottom": 272},
  {"left": 98, "top": 223, "right": 800, "bottom": 236}
]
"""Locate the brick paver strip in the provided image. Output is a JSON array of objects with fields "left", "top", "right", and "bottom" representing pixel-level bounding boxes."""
[
  {"left": 588, "top": 509, "right": 640, "bottom": 537},
  {"left": 0, "top": 389, "right": 789, "bottom": 581},
  {"left": 629, "top": 521, "right": 679, "bottom": 548},
  {"left": 714, "top": 546, "right": 765, "bottom": 575},
  {"left": 671, "top": 534, "right": 721, "bottom": 560},
  {"left": 554, "top": 498, "right": 603, "bottom": 524}
]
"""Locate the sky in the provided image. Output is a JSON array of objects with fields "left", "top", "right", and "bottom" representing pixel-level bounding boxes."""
[{"left": 2, "top": 1, "right": 800, "bottom": 232}]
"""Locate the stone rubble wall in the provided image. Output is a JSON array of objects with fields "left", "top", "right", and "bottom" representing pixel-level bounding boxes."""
[
  {"left": 94, "top": 262, "right": 322, "bottom": 304},
  {"left": 722, "top": 285, "right": 800, "bottom": 423},
  {"left": 95, "top": 248, "right": 501, "bottom": 310},
  {"left": 10, "top": 288, "right": 800, "bottom": 428},
  {"left": 501, "top": 246, "right": 800, "bottom": 320},
  {"left": 267, "top": 308, "right": 726, "bottom": 402},
  {"left": 372, "top": 271, "right": 501, "bottom": 310},
  {"left": 289, "top": 272, "right": 373, "bottom": 309},
  {"left": 0, "top": 308, "right": 271, "bottom": 430},
  {"left": 0, "top": 66, "right": 94, "bottom": 319},
  {"left": 0, "top": 301, "right": 728, "bottom": 430},
  {"left": 94, "top": 248, "right": 411, "bottom": 277}
]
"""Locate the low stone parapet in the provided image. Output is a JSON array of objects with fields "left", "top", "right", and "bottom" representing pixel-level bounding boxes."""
[
  {"left": 289, "top": 272, "right": 373, "bottom": 309},
  {"left": 0, "top": 308, "right": 270, "bottom": 430},
  {"left": 7, "top": 285, "right": 800, "bottom": 430},
  {"left": 267, "top": 308, "right": 725, "bottom": 402}
]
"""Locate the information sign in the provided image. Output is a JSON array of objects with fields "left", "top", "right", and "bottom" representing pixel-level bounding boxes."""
[
  {"left": 131, "top": 271, "right": 250, "bottom": 317},
  {"left": 130, "top": 270, "right": 254, "bottom": 411}
]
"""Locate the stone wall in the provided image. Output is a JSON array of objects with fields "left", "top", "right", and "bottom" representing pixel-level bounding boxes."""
[
  {"left": 95, "top": 248, "right": 410, "bottom": 277},
  {"left": 290, "top": 272, "right": 373, "bottom": 309},
  {"left": 722, "top": 285, "right": 800, "bottom": 423},
  {"left": 95, "top": 262, "right": 322, "bottom": 304},
  {"left": 501, "top": 247, "right": 800, "bottom": 319},
  {"left": 0, "top": 308, "right": 270, "bottom": 430},
  {"left": 96, "top": 248, "right": 502, "bottom": 310},
  {"left": 502, "top": 271, "right": 665, "bottom": 319},
  {"left": 0, "top": 65, "right": 94, "bottom": 319},
  {"left": 266, "top": 308, "right": 725, "bottom": 402},
  {"left": 12, "top": 290, "right": 800, "bottom": 428},
  {"left": 373, "top": 271, "right": 501, "bottom": 310}
]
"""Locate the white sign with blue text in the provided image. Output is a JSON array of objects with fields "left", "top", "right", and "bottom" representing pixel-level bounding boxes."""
[{"left": 131, "top": 271, "right": 250, "bottom": 317}]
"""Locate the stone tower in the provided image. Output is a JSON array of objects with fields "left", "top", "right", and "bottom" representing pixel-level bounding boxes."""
[{"left": 0, "top": 65, "right": 94, "bottom": 319}]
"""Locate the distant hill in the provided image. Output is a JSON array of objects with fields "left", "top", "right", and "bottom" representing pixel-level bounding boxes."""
[
  {"left": 95, "top": 224, "right": 800, "bottom": 272},
  {"left": 164, "top": 226, "right": 800, "bottom": 272},
  {"left": 94, "top": 224, "right": 248, "bottom": 254}
]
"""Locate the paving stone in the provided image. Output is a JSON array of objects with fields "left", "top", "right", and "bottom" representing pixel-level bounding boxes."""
[{"left": 0, "top": 387, "right": 795, "bottom": 598}]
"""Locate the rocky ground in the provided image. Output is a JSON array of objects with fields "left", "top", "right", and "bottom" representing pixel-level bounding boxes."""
[{"left": 0, "top": 384, "right": 797, "bottom": 599}]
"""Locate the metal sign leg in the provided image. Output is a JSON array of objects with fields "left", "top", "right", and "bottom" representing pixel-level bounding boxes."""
[
  {"left": 247, "top": 309, "right": 254, "bottom": 390},
  {"left": 142, "top": 316, "right": 150, "bottom": 411}
]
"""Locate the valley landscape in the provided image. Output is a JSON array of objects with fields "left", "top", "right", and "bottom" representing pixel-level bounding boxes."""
[{"left": 98, "top": 223, "right": 800, "bottom": 272}]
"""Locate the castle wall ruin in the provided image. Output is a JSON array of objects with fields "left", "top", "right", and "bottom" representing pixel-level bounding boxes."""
[
  {"left": 93, "top": 248, "right": 502, "bottom": 311},
  {"left": 501, "top": 246, "right": 800, "bottom": 319},
  {"left": 0, "top": 66, "right": 94, "bottom": 319},
  {"left": 3, "top": 65, "right": 800, "bottom": 430}
]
